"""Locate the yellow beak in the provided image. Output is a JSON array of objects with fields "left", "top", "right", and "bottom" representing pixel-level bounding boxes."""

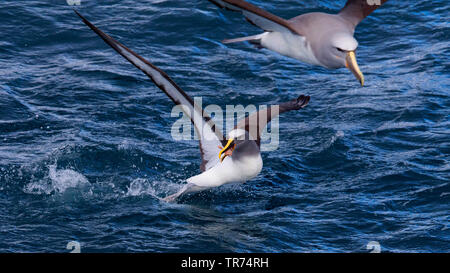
[
  {"left": 218, "top": 138, "right": 235, "bottom": 162},
  {"left": 346, "top": 51, "right": 364, "bottom": 86}
]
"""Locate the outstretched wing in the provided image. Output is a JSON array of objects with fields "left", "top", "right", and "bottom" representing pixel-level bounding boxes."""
[
  {"left": 236, "top": 95, "right": 310, "bottom": 147},
  {"left": 75, "top": 11, "right": 226, "bottom": 172},
  {"left": 208, "top": 0, "right": 302, "bottom": 35},
  {"left": 339, "top": 0, "right": 389, "bottom": 27}
]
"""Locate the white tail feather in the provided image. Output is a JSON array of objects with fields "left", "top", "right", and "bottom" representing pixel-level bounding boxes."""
[
  {"left": 162, "top": 183, "right": 204, "bottom": 202},
  {"left": 222, "top": 34, "right": 264, "bottom": 44}
]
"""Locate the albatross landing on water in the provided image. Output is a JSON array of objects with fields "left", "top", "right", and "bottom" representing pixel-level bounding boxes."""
[
  {"left": 208, "top": 0, "right": 389, "bottom": 86},
  {"left": 75, "top": 11, "right": 310, "bottom": 202}
]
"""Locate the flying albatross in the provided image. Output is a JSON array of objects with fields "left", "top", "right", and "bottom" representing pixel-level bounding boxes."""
[
  {"left": 208, "top": 0, "right": 389, "bottom": 86},
  {"left": 75, "top": 11, "right": 310, "bottom": 202}
]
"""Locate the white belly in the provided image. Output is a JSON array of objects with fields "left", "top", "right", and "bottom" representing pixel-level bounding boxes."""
[
  {"left": 260, "top": 31, "right": 321, "bottom": 66},
  {"left": 187, "top": 155, "right": 263, "bottom": 188}
]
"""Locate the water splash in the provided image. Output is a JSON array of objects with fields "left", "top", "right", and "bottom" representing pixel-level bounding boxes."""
[
  {"left": 23, "top": 164, "right": 91, "bottom": 195},
  {"left": 125, "top": 177, "right": 184, "bottom": 201}
]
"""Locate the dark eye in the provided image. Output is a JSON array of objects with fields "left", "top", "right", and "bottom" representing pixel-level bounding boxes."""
[{"left": 336, "top": 47, "right": 345, "bottom": 52}]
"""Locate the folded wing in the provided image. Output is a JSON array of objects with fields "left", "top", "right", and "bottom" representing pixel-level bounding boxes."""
[
  {"left": 75, "top": 11, "right": 226, "bottom": 172},
  {"left": 208, "top": 0, "right": 302, "bottom": 35},
  {"left": 236, "top": 95, "right": 310, "bottom": 147}
]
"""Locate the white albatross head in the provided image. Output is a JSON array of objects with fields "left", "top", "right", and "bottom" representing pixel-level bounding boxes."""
[{"left": 321, "top": 32, "right": 364, "bottom": 86}]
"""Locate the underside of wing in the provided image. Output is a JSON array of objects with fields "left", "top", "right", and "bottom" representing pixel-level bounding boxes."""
[
  {"left": 339, "top": 0, "right": 389, "bottom": 27},
  {"left": 75, "top": 11, "right": 225, "bottom": 172},
  {"left": 208, "top": 0, "right": 302, "bottom": 35}
]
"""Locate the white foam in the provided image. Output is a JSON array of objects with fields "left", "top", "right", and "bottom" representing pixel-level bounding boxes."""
[
  {"left": 125, "top": 177, "right": 187, "bottom": 202},
  {"left": 374, "top": 122, "right": 418, "bottom": 134},
  {"left": 126, "top": 178, "right": 156, "bottom": 197},
  {"left": 23, "top": 164, "right": 90, "bottom": 195}
]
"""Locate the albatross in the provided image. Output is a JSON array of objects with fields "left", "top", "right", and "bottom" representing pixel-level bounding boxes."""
[
  {"left": 75, "top": 11, "right": 310, "bottom": 202},
  {"left": 208, "top": 0, "right": 389, "bottom": 86}
]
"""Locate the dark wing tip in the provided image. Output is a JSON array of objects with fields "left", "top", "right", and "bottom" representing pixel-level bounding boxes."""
[
  {"left": 73, "top": 9, "right": 86, "bottom": 22},
  {"left": 74, "top": 10, "right": 95, "bottom": 30},
  {"left": 296, "top": 95, "right": 310, "bottom": 109},
  {"left": 208, "top": 0, "right": 224, "bottom": 9}
]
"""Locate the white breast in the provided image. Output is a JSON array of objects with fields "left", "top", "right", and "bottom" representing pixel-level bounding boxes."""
[
  {"left": 187, "top": 154, "right": 263, "bottom": 188},
  {"left": 260, "top": 31, "right": 322, "bottom": 66}
]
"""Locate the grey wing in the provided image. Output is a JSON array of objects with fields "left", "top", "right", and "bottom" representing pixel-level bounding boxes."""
[
  {"left": 208, "top": 0, "right": 302, "bottom": 35},
  {"left": 339, "top": 0, "right": 389, "bottom": 27},
  {"left": 236, "top": 95, "right": 310, "bottom": 147},
  {"left": 75, "top": 11, "right": 226, "bottom": 172}
]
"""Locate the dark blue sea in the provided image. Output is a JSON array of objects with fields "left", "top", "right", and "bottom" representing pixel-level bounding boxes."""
[{"left": 0, "top": 0, "right": 448, "bottom": 253}]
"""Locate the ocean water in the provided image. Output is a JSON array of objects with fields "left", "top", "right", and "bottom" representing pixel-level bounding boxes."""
[{"left": 0, "top": 0, "right": 448, "bottom": 253}]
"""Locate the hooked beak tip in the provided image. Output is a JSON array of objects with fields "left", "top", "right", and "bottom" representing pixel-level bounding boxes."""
[
  {"left": 345, "top": 51, "right": 365, "bottom": 87},
  {"left": 219, "top": 138, "right": 235, "bottom": 163}
]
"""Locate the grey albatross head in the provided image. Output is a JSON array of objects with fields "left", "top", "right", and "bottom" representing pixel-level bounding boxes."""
[{"left": 298, "top": 14, "right": 364, "bottom": 86}]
